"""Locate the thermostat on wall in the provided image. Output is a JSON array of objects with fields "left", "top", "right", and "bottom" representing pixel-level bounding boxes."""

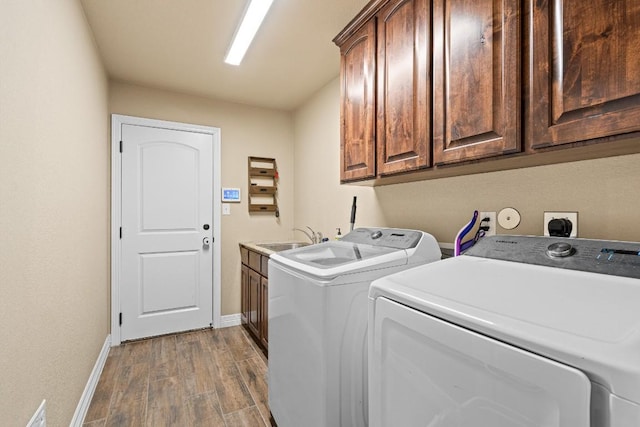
[{"left": 222, "top": 188, "right": 241, "bottom": 202}]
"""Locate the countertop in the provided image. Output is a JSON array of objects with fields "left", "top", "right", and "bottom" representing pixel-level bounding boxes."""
[
  {"left": 241, "top": 241, "right": 454, "bottom": 259},
  {"left": 240, "top": 241, "right": 309, "bottom": 256}
]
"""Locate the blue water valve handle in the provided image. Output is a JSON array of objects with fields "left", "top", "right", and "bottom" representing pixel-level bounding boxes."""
[{"left": 454, "top": 210, "right": 479, "bottom": 256}]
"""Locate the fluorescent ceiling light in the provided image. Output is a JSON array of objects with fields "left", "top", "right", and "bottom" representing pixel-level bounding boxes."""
[{"left": 225, "top": 0, "right": 274, "bottom": 66}]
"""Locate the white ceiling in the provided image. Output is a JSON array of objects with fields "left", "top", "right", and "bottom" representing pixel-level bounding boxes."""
[{"left": 80, "top": 0, "right": 370, "bottom": 111}]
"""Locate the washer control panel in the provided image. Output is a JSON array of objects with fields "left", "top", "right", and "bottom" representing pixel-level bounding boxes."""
[
  {"left": 341, "top": 227, "right": 423, "bottom": 249},
  {"left": 466, "top": 235, "right": 640, "bottom": 279}
]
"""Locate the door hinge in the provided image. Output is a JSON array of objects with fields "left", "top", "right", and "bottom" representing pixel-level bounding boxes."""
[
  {"left": 119, "top": 312, "right": 123, "bottom": 326},
  {"left": 119, "top": 227, "right": 122, "bottom": 239},
  {"left": 119, "top": 140, "right": 123, "bottom": 153}
]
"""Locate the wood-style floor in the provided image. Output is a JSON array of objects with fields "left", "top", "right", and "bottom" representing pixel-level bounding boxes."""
[{"left": 82, "top": 326, "right": 270, "bottom": 427}]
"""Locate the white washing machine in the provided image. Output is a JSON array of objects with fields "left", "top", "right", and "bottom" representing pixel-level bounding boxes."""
[
  {"left": 268, "top": 227, "right": 442, "bottom": 427},
  {"left": 369, "top": 235, "right": 640, "bottom": 427}
]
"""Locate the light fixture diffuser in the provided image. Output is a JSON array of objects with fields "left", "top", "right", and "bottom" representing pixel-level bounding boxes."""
[{"left": 224, "top": 0, "right": 274, "bottom": 66}]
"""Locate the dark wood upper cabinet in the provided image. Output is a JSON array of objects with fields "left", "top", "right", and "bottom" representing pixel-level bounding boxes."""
[
  {"left": 433, "top": 0, "right": 521, "bottom": 165},
  {"left": 527, "top": 0, "right": 640, "bottom": 148},
  {"left": 376, "top": 0, "right": 431, "bottom": 175},
  {"left": 335, "top": 0, "right": 640, "bottom": 184},
  {"left": 339, "top": 19, "right": 377, "bottom": 182}
]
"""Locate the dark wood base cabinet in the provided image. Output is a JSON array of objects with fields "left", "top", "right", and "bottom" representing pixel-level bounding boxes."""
[{"left": 240, "top": 245, "right": 269, "bottom": 356}]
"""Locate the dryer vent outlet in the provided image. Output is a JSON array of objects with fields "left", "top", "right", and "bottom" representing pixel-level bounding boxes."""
[{"left": 544, "top": 212, "right": 578, "bottom": 237}]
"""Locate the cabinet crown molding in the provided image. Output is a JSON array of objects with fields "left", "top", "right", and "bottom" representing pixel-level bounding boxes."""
[{"left": 333, "top": 0, "right": 389, "bottom": 46}]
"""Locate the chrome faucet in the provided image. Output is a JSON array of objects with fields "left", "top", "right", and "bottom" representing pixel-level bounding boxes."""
[{"left": 293, "top": 226, "right": 322, "bottom": 244}]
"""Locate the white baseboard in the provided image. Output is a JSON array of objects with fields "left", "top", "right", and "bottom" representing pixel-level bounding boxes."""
[
  {"left": 70, "top": 334, "right": 111, "bottom": 426},
  {"left": 220, "top": 313, "right": 242, "bottom": 328}
]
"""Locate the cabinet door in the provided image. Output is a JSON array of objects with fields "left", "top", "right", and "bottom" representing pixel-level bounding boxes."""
[
  {"left": 260, "top": 276, "right": 269, "bottom": 351},
  {"left": 433, "top": 0, "right": 520, "bottom": 164},
  {"left": 241, "top": 265, "right": 249, "bottom": 325},
  {"left": 340, "top": 19, "right": 377, "bottom": 182},
  {"left": 261, "top": 255, "right": 269, "bottom": 277},
  {"left": 376, "top": 0, "right": 430, "bottom": 175},
  {"left": 248, "top": 269, "right": 261, "bottom": 339},
  {"left": 527, "top": 0, "right": 640, "bottom": 148},
  {"left": 248, "top": 250, "right": 261, "bottom": 272}
]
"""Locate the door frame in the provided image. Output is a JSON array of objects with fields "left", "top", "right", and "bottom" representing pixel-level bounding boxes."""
[{"left": 110, "top": 114, "right": 222, "bottom": 345}]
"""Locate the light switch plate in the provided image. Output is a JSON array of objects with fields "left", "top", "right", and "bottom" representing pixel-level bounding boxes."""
[{"left": 222, "top": 204, "right": 231, "bottom": 215}]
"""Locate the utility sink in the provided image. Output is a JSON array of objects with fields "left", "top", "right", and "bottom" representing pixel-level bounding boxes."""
[{"left": 256, "top": 242, "right": 310, "bottom": 252}]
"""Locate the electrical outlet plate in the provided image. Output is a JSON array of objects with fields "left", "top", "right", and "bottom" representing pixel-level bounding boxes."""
[
  {"left": 544, "top": 212, "right": 578, "bottom": 237},
  {"left": 479, "top": 211, "right": 497, "bottom": 237}
]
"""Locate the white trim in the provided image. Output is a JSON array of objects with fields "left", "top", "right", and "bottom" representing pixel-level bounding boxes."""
[
  {"left": 110, "top": 114, "right": 222, "bottom": 344},
  {"left": 438, "top": 241, "right": 454, "bottom": 250},
  {"left": 220, "top": 313, "right": 242, "bottom": 328},
  {"left": 212, "top": 128, "right": 222, "bottom": 328},
  {"left": 70, "top": 335, "right": 111, "bottom": 426}
]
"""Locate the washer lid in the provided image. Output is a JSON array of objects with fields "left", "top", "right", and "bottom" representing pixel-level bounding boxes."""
[
  {"left": 369, "top": 255, "right": 640, "bottom": 404},
  {"left": 271, "top": 241, "right": 407, "bottom": 280}
]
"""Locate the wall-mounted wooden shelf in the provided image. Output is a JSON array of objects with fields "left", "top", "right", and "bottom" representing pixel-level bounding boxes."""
[
  {"left": 248, "top": 167, "right": 276, "bottom": 177},
  {"left": 249, "top": 185, "right": 277, "bottom": 195},
  {"left": 248, "top": 157, "right": 279, "bottom": 215}
]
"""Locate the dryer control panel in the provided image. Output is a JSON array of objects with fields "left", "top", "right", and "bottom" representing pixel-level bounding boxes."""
[
  {"left": 341, "top": 228, "right": 423, "bottom": 249},
  {"left": 466, "top": 235, "right": 640, "bottom": 279}
]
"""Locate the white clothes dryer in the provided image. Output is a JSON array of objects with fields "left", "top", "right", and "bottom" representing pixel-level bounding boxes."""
[
  {"left": 369, "top": 235, "right": 640, "bottom": 427},
  {"left": 268, "top": 227, "right": 441, "bottom": 427}
]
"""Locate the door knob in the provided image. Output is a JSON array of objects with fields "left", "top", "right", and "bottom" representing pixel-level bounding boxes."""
[{"left": 203, "top": 237, "right": 211, "bottom": 246}]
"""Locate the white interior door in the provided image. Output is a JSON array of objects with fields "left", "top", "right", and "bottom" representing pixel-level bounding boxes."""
[{"left": 120, "top": 123, "right": 213, "bottom": 341}]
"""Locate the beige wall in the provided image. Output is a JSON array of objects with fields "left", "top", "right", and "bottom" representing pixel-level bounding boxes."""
[
  {"left": 2, "top": 3, "right": 638, "bottom": 423},
  {"left": 294, "top": 77, "right": 640, "bottom": 244},
  {"left": 109, "top": 82, "right": 295, "bottom": 316},
  {"left": 293, "top": 78, "right": 387, "bottom": 236},
  {"left": 0, "top": 1, "right": 109, "bottom": 425}
]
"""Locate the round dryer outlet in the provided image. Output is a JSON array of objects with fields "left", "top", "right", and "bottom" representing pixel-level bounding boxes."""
[{"left": 498, "top": 207, "right": 521, "bottom": 230}]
